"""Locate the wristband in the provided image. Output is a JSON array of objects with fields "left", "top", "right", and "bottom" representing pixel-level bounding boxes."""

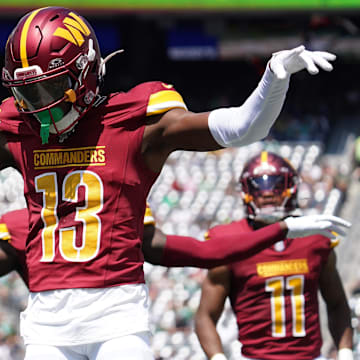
[
  {"left": 210, "top": 353, "right": 227, "bottom": 360},
  {"left": 338, "top": 348, "right": 354, "bottom": 360}
]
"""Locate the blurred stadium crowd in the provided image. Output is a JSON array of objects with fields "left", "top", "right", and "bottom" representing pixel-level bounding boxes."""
[{"left": 0, "top": 7, "right": 360, "bottom": 360}]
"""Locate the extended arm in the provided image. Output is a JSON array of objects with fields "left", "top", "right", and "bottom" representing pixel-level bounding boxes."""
[
  {"left": 142, "top": 215, "right": 350, "bottom": 267},
  {"left": 195, "top": 266, "right": 230, "bottom": 360},
  {"left": 143, "top": 222, "right": 287, "bottom": 267},
  {"left": 142, "top": 46, "right": 336, "bottom": 172},
  {"left": 319, "top": 250, "right": 353, "bottom": 359}
]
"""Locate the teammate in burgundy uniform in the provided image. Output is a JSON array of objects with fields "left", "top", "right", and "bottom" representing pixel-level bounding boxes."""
[
  {"left": 194, "top": 152, "right": 353, "bottom": 360},
  {"left": 0, "top": 6, "right": 349, "bottom": 360}
]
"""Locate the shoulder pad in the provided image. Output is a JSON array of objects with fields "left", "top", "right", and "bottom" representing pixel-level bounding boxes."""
[
  {"left": 146, "top": 82, "right": 187, "bottom": 116},
  {"left": 330, "top": 238, "right": 339, "bottom": 249},
  {"left": 144, "top": 203, "right": 155, "bottom": 225}
]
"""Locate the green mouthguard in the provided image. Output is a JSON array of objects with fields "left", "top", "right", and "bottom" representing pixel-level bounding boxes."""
[{"left": 37, "top": 107, "right": 64, "bottom": 144}]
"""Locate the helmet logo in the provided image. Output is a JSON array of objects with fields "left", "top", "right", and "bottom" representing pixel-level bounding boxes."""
[{"left": 53, "top": 12, "right": 90, "bottom": 47}]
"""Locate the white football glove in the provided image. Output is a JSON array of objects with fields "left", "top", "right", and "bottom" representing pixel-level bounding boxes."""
[
  {"left": 270, "top": 45, "right": 336, "bottom": 80},
  {"left": 284, "top": 215, "right": 351, "bottom": 239}
]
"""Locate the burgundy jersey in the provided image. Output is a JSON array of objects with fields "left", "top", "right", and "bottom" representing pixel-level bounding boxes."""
[
  {"left": 0, "top": 82, "right": 186, "bottom": 292},
  {"left": 0, "top": 208, "right": 28, "bottom": 285},
  {"left": 207, "top": 219, "right": 334, "bottom": 360}
]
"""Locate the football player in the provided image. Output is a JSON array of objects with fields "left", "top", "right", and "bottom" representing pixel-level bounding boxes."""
[
  {"left": 0, "top": 6, "right": 349, "bottom": 360},
  {"left": 194, "top": 152, "right": 353, "bottom": 360}
]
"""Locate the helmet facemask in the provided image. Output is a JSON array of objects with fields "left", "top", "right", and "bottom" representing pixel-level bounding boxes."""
[
  {"left": 242, "top": 173, "right": 297, "bottom": 224},
  {"left": 240, "top": 152, "right": 299, "bottom": 224}
]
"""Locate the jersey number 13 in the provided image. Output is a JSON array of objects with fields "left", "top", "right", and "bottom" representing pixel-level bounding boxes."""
[{"left": 35, "top": 170, "right": 103, "bottom": 262}]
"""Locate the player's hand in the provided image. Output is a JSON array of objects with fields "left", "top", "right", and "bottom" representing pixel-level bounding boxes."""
[
  {"left": 270, "top": 45, "right": 336, "bottom": 80},
  {"left": 283, "top": 214, "right": 351, "bottom": 239}
]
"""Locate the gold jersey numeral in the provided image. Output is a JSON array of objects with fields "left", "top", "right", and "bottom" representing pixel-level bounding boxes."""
[
  {"left": 35, "top": 170, "right": 103, "bottom": 262},
  {"left": 265, "top": 275, "right": 306, "bottom": 337}
]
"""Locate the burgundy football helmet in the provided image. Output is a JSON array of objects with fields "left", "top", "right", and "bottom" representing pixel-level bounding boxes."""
[
  {"left": 2, "top": 7, "right": 106, "bottom": 143},
  {"left": 240, "top": 151, "right": 299, "bottom": 223}
]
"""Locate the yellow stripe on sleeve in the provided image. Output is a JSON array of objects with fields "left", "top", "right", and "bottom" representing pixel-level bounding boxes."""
[
  {"left": 147, "top": 90, "right": 187, "bottom": 116},
  {"left": 330, "top": 230, "right": 340, "bottom": 248},
  {"left": 0, "top": 223, "right": 10, "bottom": 241},
  {"left": 144, "top": 204, "right": 155, "bottom": 225},
  {"left": 330, "top": 238, "right": 339, "bottom": 249}
]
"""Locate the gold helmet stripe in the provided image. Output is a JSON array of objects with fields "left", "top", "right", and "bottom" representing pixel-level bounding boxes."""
[
  {"left": 20, "top": 8, "right": 45, "bottom": 68},
  {"left": 260, "top": 151, "right": 268, "bottom": 164},
  {"left": 0, "top": 223, "right": 10, "bottom": 241}
]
